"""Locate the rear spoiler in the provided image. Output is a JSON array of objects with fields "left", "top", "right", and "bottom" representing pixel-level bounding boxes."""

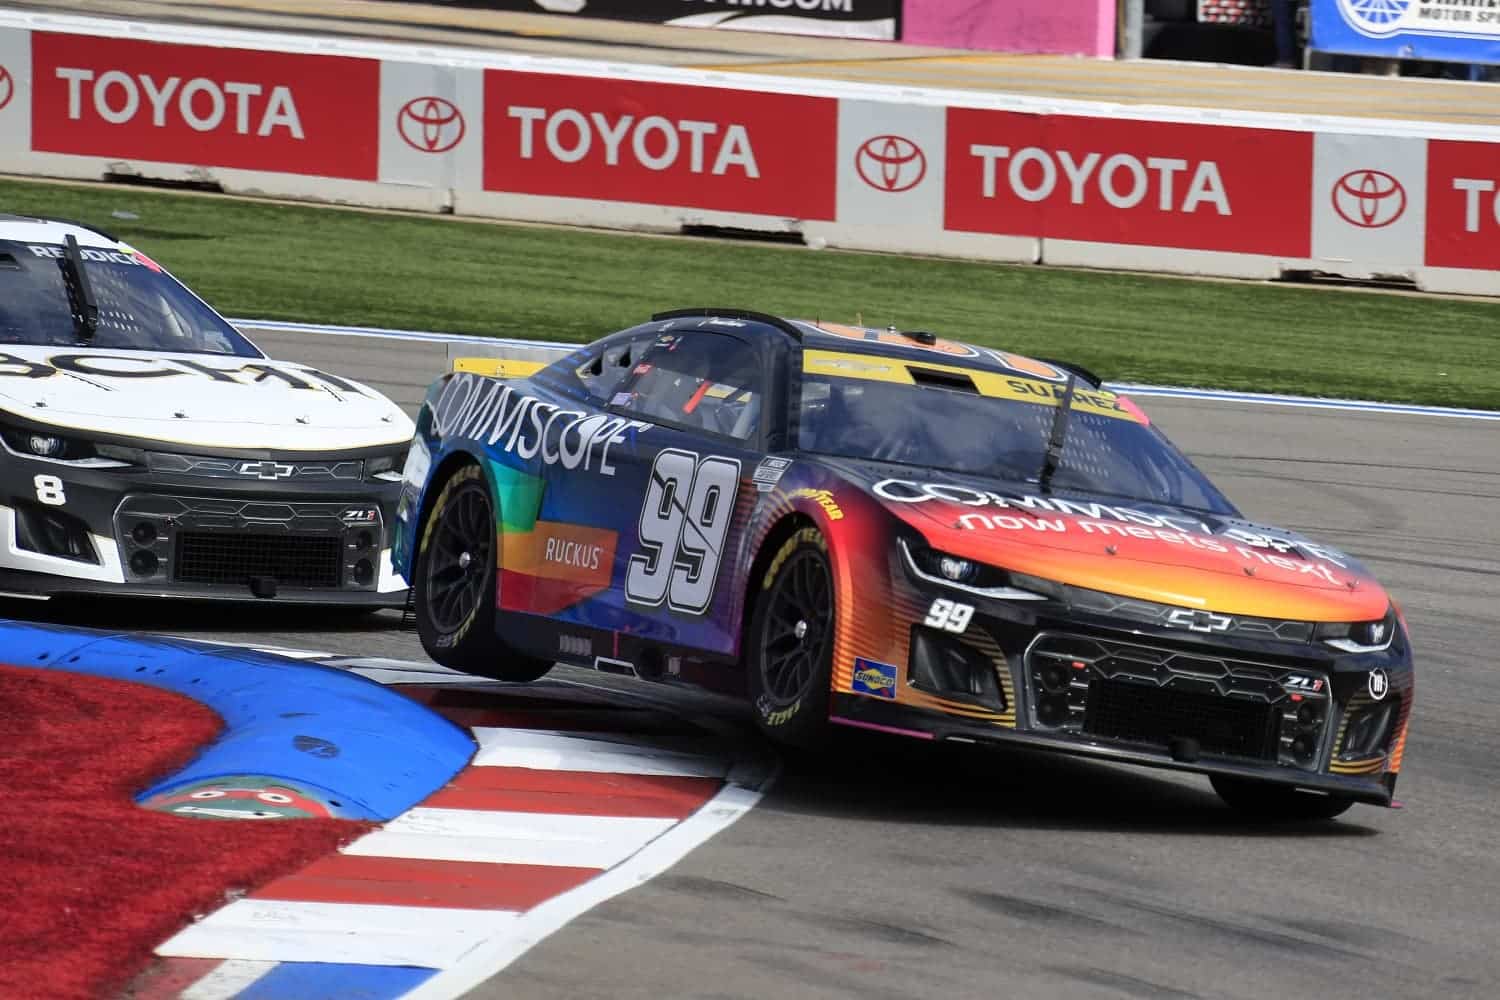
[{"left": 447, "top": 340, "right": 573, "bottom": 378}]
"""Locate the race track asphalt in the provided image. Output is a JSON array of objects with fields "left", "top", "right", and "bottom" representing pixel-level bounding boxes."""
[{"left": 11, "top": 329, "right": 1499, "bottom": 1000}]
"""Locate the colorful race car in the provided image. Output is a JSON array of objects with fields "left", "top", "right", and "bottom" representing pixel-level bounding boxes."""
[
  {"left": 394, "top": 309, "right": 1413, "bottom": 820},
  {"left": 0, "top": 215, "right": 413, "bottom": 605}
]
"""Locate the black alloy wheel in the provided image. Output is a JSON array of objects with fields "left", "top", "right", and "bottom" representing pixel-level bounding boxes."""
[
  {"left": 414, "top": 463, "right": 552, "bottom": 682},
  {"left": 424, "top": 477, "right": 492, "bottom": 636},
  {"left": 748, "top": 527, "right": 835, "bottom": 747}
]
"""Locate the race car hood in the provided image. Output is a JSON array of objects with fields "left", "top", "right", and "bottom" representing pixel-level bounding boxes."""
[
  {"left": 0, "top": 346, "right": 414, "bottom": 451},
  {"left": 823, "top": 460, "right": 1389, "bottom": 623}
]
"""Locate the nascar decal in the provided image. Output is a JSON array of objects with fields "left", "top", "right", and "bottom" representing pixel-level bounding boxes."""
[
  {"left": 803, "top": 350, "right": 1138, "bottom": 422},
  {"left": 626, "top": 448, "right": 741, "bottom": 615},
  {"left": 433, "top": 373, "right": 649, "bottom": 476}
]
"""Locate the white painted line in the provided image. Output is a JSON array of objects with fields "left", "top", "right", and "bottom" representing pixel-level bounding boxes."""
[
  {"left": 322, "top": 655, "right": 474, "bottom": 676},
  {"left": 469, "top": 727, "right": 729, "bottom": 777},
  {"left": 344, "top": 807, "right": 676, "bottom": 868},
  {"left": 233, "top": 318, "right": 1498, "bottom": 422},
  {"left": 248, "top": 647, "right": 333, "bottom": 660},
  {"left": 232, "top": 317, "right": 565, "bottom": 350},
  {"left": 482, "top": 726, "right": 697, "bottom": 752},
  {"left": 1113, "top": 383, "right": 1500, "bottom": 421},
  {"left": 179, "top": 959, "right": 277, "bottom": 1000},
  {"left": 396, "top": 771, "right": 777, "bottom": 1000},
  {"left": 348, "top": 667, "right": 500, "bottom": 687},
  {"left": 167, "top": 636, "right": 337, "bottom": 659},
  {"left": 157, "top": 900, "right": 505, "bottom": 968}
]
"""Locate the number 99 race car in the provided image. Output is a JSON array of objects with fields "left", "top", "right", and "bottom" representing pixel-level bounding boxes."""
[
  {"left": 395, "top": 309, "right": 1413, "bottom": 820},
  {"left": 0, "top": 215, "right": 413, "bottom": 605}
]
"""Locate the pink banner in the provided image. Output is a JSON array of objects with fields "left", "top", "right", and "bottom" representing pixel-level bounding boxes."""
[{"left": 901, "top": 0, "right": 1116, "bottom": 58}]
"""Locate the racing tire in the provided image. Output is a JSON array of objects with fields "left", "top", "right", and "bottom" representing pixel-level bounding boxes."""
[
  {"left": 1209, "top": 775, "right": 1355, "bottom": 822},
  {"left": 414, "top": 463, "right": 552, "bottom": 682},
  {"left": 747, "top": 526, "right": 835, "bottom": 749}
]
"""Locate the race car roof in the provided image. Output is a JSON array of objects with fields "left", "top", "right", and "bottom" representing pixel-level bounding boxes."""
[
  {"left": 0, "top": 214, "right": 122, "bottom": 251},
  {"left": 655, "top": 310, "right": 1097, "bottom": 387}
]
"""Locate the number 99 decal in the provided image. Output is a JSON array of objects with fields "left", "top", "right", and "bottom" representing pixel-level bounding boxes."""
[{"left": 626, "top": 449, "right": 741, "bottom": 614}]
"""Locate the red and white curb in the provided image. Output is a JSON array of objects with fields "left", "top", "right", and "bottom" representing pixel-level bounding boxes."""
[{"left": 140, "top": 651, "right": 777, "bottom": 1000}]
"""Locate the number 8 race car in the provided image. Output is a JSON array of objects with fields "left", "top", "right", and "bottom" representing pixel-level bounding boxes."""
[
  {"left": 395, "top": 309, "right": 1414, "bottom": 820},
  {"left": 0, "top": 215, "right": 413, "bottom": 605}
]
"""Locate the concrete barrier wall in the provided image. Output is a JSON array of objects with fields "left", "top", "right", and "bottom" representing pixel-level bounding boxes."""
[{"left": 0, "top": 11, "right": 1497, "bottom": 295}]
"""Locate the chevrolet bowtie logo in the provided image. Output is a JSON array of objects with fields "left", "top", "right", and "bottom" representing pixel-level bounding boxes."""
[
  {"left": 238, "top": 460, "right": 295, "bottom": 480},
  {"left": 1166, "top": 608, "right": 1233, "bottom": 633}
]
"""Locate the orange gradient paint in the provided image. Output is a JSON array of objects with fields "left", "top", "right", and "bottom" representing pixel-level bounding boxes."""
[{"left": 893, "top": 503, "right": 1389, "bottom": 622}]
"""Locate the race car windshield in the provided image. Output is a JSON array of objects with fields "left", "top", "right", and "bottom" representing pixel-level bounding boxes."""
[
  {"left": 799, "top": 374, "right": 1235, "bottom": 513},
  {"left": 0, "top": 240, "right": 259, "bottom": 356}
]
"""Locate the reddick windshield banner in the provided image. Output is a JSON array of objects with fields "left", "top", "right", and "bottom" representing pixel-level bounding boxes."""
[
  {"left": 413, "top": 0, "right": 898, "bottom": 40},
  {"left": 1310, "top": 0, "right": 1500, "bottom": 65}
]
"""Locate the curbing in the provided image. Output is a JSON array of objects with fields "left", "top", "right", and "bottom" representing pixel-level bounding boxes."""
[{"left": 0, "top": 620, "right": 474, "bottom": 820}]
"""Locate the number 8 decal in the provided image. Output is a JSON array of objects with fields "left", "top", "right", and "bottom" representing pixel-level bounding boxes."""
[
  {"left": 627, "top": 449, "right": 741, "bottom": 614},
  {"left": 34, "top": 475, "right": 66, "bottom": 507}
]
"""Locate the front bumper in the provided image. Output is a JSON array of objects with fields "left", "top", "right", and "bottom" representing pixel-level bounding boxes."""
[
  {"left": 830, "top": 692, "right": 1397, "bottom": 806},
  {"left": 0, "top": 451, "right": 407, "bottom": 606},
  {"left": 834, "top": 569, "right": 1412, "bottom": 808}
]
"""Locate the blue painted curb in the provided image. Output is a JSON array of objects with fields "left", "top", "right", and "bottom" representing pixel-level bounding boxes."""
[{"left": 0, "top": 621, "right": 475, "bottom": 821}]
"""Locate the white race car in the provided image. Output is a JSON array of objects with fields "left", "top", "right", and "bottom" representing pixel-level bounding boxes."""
[{"left": 0, "top": 214, "right": 414, "bottom": 605}]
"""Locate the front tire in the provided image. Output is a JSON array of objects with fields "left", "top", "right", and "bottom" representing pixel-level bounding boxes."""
[
  {"left": 414, "top": 462, "right": 552, "bottom": 682},
  {"left": 1210, "top": 775, "right": 1355, "bottom": 822},
  {"left": 747, "top": 526, "right": 835, "bottom": 748}
]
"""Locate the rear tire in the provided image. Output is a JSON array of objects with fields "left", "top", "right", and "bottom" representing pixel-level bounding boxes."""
[
  {"left": 1210, "top": 775, "right": 1355, "bottom": 822},
  {"left": 414, "top": 462, "right": 552, "bottom": 682},
  {"left": 747, "top": 527, "right": 834, "bottom": 748}
]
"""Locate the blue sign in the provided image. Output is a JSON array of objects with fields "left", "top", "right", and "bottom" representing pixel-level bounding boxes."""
[{"left": 1311, "top": 0, "right": 1500, "bottom": 64}]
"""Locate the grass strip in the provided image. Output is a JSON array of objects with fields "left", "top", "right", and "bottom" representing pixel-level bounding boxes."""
[{"left": 4, "top": 176, "right": 1496, "bottom": 409}]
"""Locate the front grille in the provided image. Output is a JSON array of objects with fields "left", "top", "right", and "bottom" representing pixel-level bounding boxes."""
[
  {"left": 1084, "top": 679, "right": 1280, "bottom": 760},
  {"left": 175, "top": 532, "right": 343, "bottom": 589},
  {"left": 146, "top": 452, "right": 363, "bottom": 482}
]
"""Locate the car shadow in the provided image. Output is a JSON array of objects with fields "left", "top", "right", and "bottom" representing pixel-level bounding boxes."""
[
  {"left": 762, "top": 726, "right": 1381, "bottom": 838},
  {"left": 0, "top": 596, "right": 408, "bottom": 638}
]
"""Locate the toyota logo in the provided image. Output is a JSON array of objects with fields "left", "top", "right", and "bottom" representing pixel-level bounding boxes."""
[
  {"left": 855, "top": 135, "right": 927, "bottom": 193},
  {"left": 0, "top": 65, "right": 13, "bottom": 113},
  {"left": 397, "top": 96, "right": 466, "bottom": 154},
  {"left": 1332, "top": 169, "right": 1406, "bottom": 229}
]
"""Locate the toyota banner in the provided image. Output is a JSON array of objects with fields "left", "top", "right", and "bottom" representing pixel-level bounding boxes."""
[
  {"left": 6, "top": 14, "right": 1500, "bottom": 296},
  {"left": 1310, "top": 0, "right": 1500, "bottom": 65}
]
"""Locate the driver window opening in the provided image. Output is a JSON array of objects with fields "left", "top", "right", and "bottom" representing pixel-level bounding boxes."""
[{"left": 612, "top": 333, "right": 764, "bottom": 442}]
